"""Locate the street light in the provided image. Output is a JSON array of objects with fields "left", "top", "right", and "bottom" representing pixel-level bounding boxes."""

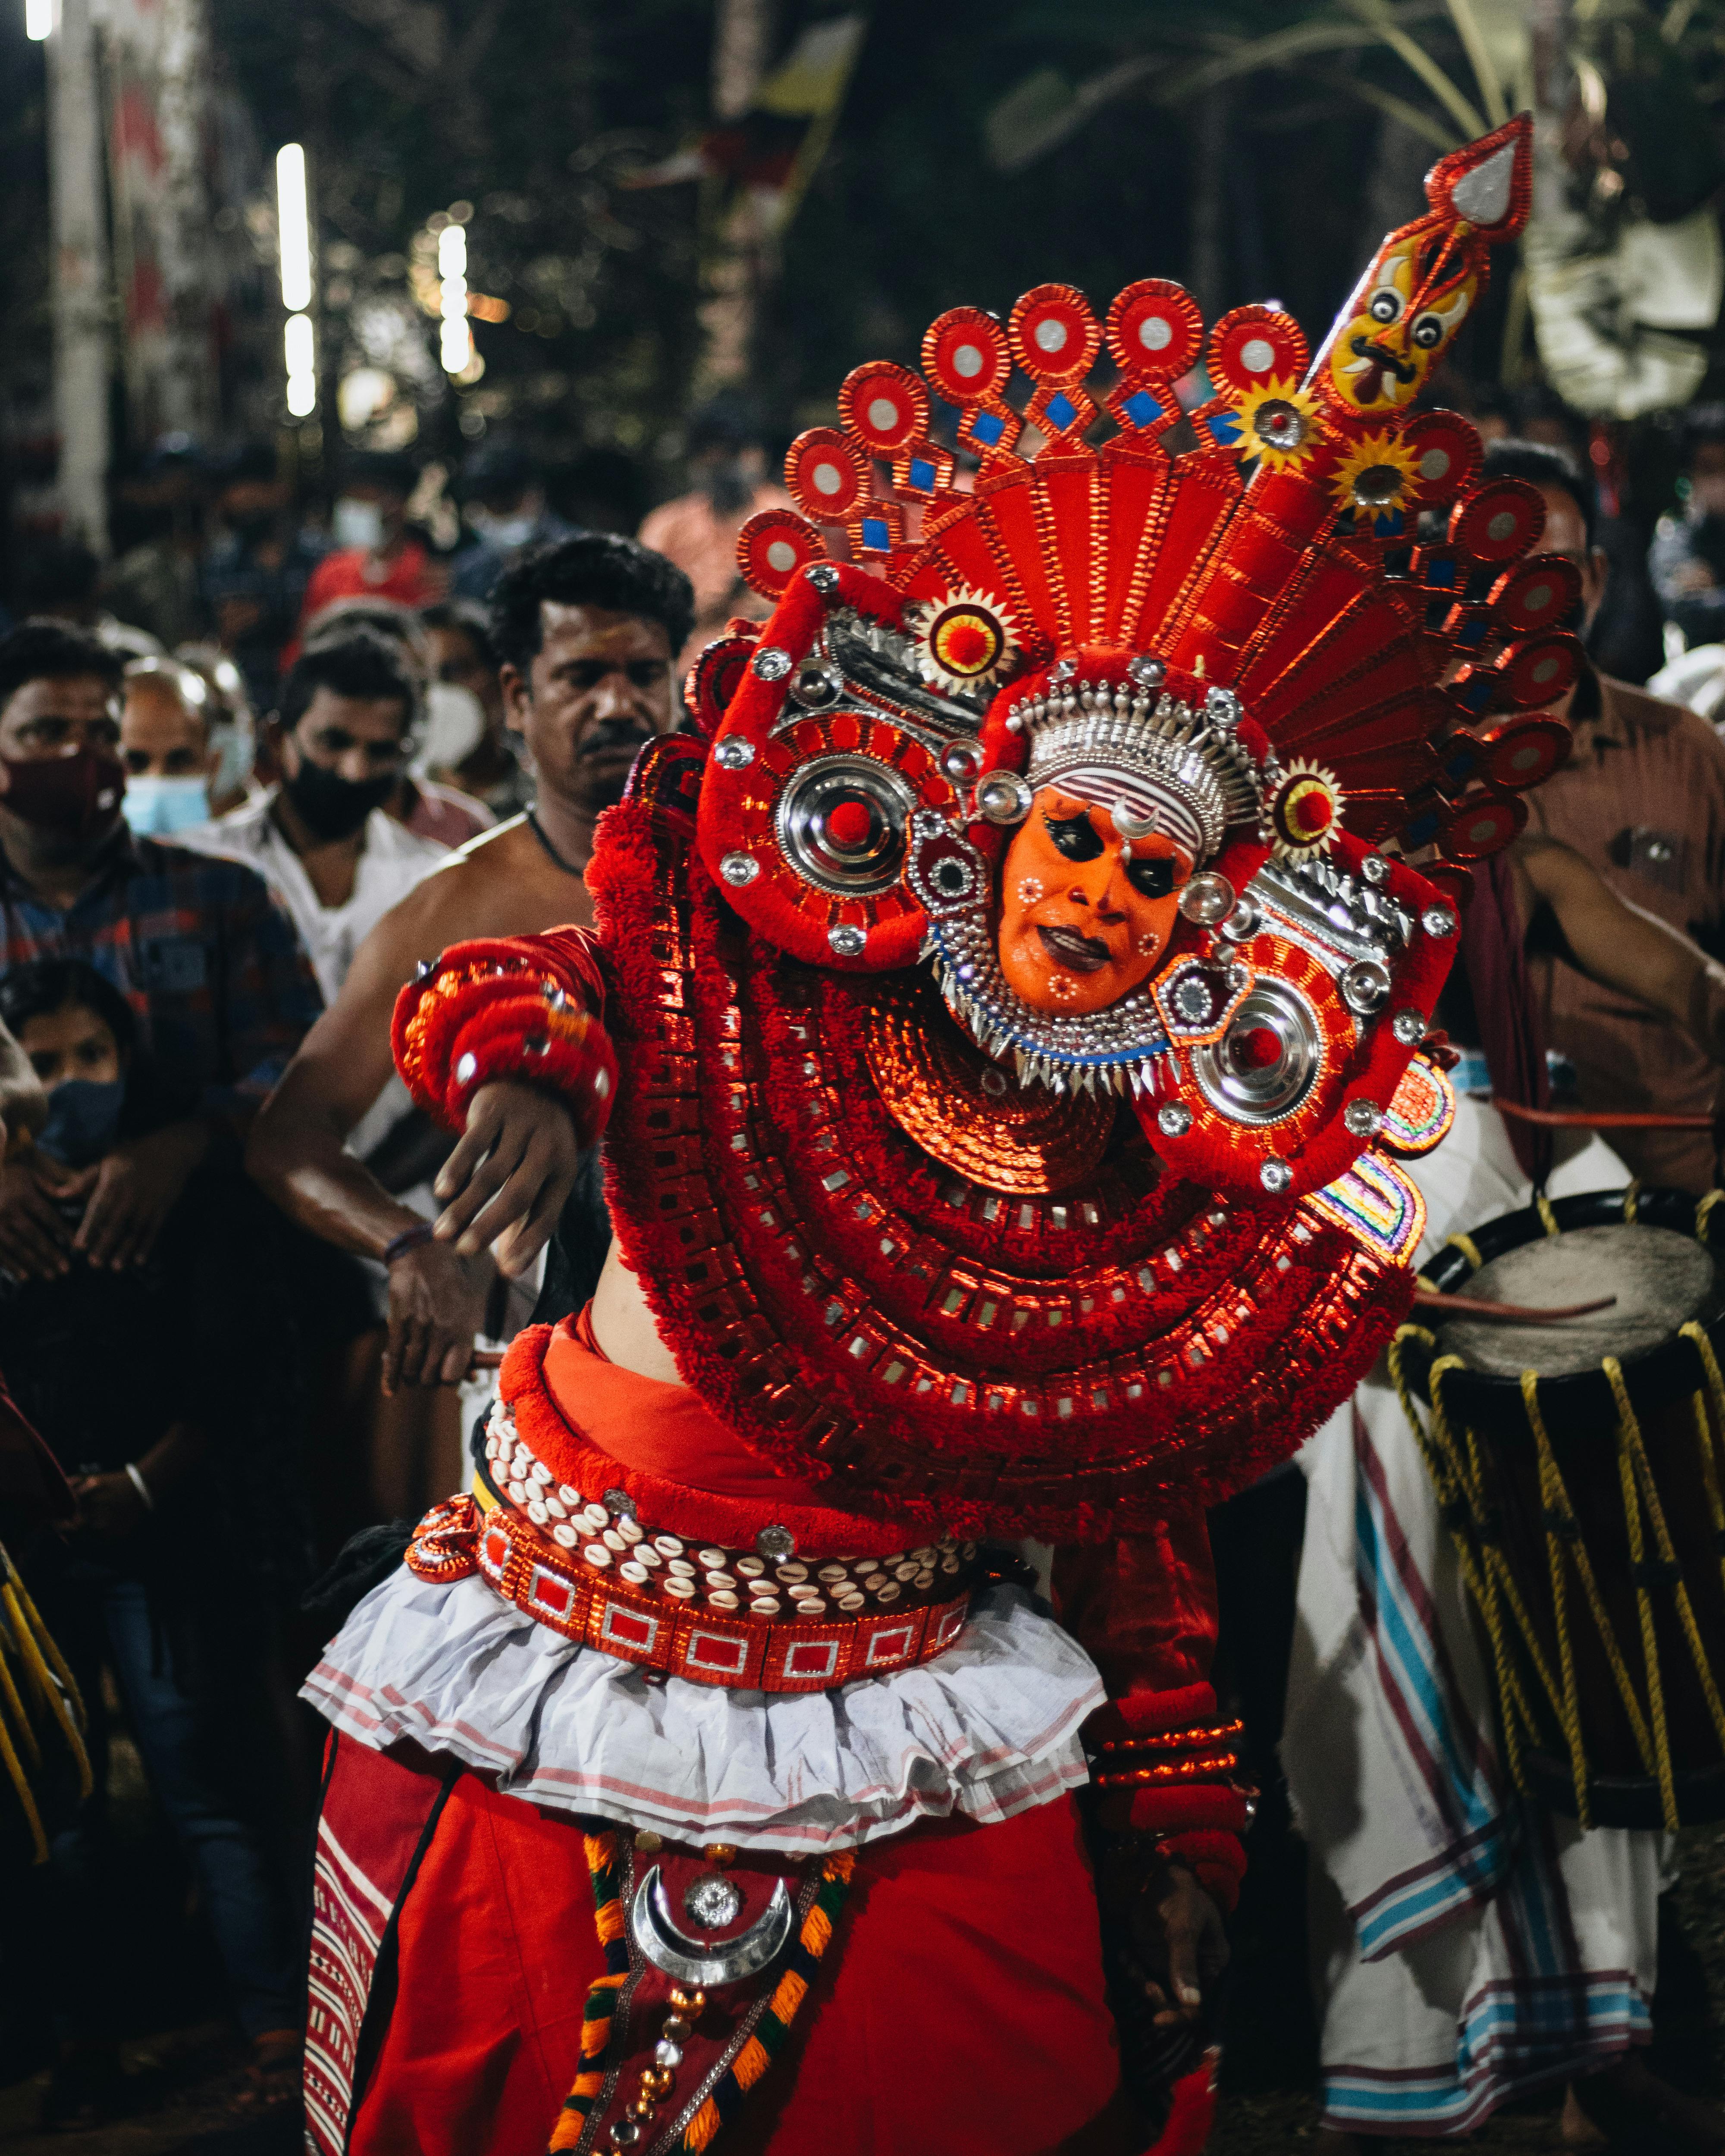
[
  {"left": 25, "top": 0, "right": 52, "bottom": 39},
  {"left": 438, "top": 219, "right": 471, "bottom": 375},
  {"left": 276, "top": 143, "right": 315, "bottom": 416}
]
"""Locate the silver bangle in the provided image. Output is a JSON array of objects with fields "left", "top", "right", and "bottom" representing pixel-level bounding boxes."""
[{"left": 124, "top": 1461, "right": 154, "bottom": 1512}]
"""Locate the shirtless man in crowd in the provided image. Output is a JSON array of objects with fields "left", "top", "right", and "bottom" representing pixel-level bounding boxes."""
[{"left": 247, "top": 534, "right": 693, "bottom": 1395}]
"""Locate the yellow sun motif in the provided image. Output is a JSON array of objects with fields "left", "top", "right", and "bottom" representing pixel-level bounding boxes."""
[
  {"left": 1270, "top": 757, "right": 1344, "bottom": 863},
  {"left": 1231, "top": 377, "right": 1324, "bottom": 473},
  {"left": 1329, "top": 430, "right": 1421, "bottom": 528},
  {"left": 907, "top": 585, "right": 1022, "bottom": 696}
]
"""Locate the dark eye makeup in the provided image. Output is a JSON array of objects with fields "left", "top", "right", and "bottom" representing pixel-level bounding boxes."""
[
  {"left": 1043, "top": 812, "right": 1104, "bottom": 861},
  {"left": 1126, "top": 856, "right": 1176, "bottom": 899}
]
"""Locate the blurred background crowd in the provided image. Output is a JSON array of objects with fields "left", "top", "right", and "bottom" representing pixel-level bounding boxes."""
[{"left": 13, "top": 0, "right": 1725, "bottom": 2151}]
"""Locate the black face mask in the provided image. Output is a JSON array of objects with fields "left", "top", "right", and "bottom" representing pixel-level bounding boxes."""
[{"left": 282, "top": 758, "right": 395, "bottom": 842}]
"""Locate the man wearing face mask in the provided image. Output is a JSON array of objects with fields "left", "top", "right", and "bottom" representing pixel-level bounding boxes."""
[
  {"left": 298, "top": 452, "right": 444, "bottom": 626},
  {"left": 119, "top": 658, "right": 223, "bottom": 841},
  {"left": 248, "top": 534, "right": 692, "bottom": 1421},
  {"left": 449, "top": 442, "right": 574, "bottom": 605},
  {"left": 177, "top": 629, "right": 449, "bottom": 1007},
  {"left": 1487, "top": 439, "right": 1725, "bottom": 1192},
  {"left": 0, "top": 622, "right": 319, "bottom": 1284}
]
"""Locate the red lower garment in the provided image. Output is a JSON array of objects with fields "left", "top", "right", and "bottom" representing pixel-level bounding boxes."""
[{"left": 322, "top": 1734, "right": 1160, "bottom": 2156}]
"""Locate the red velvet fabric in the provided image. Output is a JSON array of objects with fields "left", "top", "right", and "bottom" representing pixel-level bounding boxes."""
[
  {"left": 1051, "top": 1510, "right": 1220, "bottom": 1730},
  {"left": 335, "top": 1740, "right": 1151, "bottom": 2156}
]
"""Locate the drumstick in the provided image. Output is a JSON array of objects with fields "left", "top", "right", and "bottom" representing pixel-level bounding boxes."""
[
  {"left": 469, "top": 1349, "right": 505, "bottom": 1372},
  {"left": 1412, "top": 1287, "right": 1618, "bottom": 1323},
  {"left": 1490, "top": 1097, "right": 1717, "bottom": 1131}
]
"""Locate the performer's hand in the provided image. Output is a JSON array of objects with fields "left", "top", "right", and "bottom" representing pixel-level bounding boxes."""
[
  {"left": 431, "top": 1080, "right": 582, "bottom": 1277},
  {"left": 1129, "top": 1858, "right": 1228, "bottom": 2028},
  {"left": 383, "top": 1238, "right": 492, "bottom": 1392},
  {"left": 74, "top": 1120, "right": 211, "bottom": 1269}
]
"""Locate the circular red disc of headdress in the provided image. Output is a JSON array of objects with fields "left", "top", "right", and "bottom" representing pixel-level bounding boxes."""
[
  {"left": 1440, "top": 789, "right": 1526, "bottom": 861},
  {"left": 1449, "top": 478, "right": 1545, "bottom": 564},
  {"left": 1105, "top": 279, "right": 1204, "bottom": 381},
  {"left": 922, "top": 307, "right": 1010, "bottom": 406},
  {"left": 1421, "top": 859, "right": 1475, "bottom": 911},
  {"left": 1207, "top": 306, "right": 1309, "bottom": 397},
  {"left": 735, "top": 508, "right": 826, "bottom": 600},
  {"left": 838, "top": 361, "right": 929, "bottom": 456},
  {"left": 1498, "top": 631, "right": 1582, "bottom": 711},
  {"left": 685, "top": 634, "right": 757, "bottom": 740},
  {"left": 1487, "top": 554, "right": 1583, "bottom": 636},
  {"left": 784, "top": 428, "right": 870, "bottom": 523},
  {"left": 1483, "top": 713, "right": 1571, "bottom": 792},
  {"left": 1400, "top": 411, "right": 1482, "bottom": 506},
  {"left": 1009, "top": 284, "right": 1101, "bottom": 383}
]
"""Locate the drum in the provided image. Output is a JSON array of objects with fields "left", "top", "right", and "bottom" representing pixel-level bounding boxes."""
[{"left": 1393, "top": 1186, "right": 1725, "bottom": 1831}]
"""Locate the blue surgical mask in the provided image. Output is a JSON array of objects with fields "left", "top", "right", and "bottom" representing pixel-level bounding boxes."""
[
  {"left": 38, "top": 1078, "right": 125, "bottom": 1168},
  {"left": 122, "top": 774, "right": 211, "bottom": 838}
]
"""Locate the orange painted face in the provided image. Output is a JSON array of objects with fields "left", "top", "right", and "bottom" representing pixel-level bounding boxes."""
[
  {"left": 1325, "top": 233, "right": 1476, "bottom": 415},
  {"left": 997, "top": 788, "right": 1192, "bottom": 1015}
]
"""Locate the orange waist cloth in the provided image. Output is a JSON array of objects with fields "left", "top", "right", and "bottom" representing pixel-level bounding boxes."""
[{"left": 530, "top": 1306, "right": 902, "bottom": 1556}]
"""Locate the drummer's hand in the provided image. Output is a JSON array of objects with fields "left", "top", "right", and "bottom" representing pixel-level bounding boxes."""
[
  {"left": 431, "top": 1080, "right": 582, "bottom": 1276},
  {"left": 1129, "top": 1858, "right": 1228, "bottom": 2028},
  {"left": 383, "top": 1238, "right": 492, "bottom": 1391}
]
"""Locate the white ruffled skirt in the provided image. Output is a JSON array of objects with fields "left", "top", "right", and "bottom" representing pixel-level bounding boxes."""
[{"left": 304, "top": 1569, "right": 1103, "bottom": 1853}]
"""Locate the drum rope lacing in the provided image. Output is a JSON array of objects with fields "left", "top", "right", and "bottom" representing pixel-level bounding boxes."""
[{"left": 1390, "top": 1193, "right": 1725, "bottom": 1834}]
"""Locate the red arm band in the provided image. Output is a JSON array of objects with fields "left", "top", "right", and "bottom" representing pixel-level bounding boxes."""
[
  {"left": 390, "top": 930, "right": 617, "bottom": 1147},
  {"left": 1052, "top": 1509, "right": 1252, "bottom": 1910}
]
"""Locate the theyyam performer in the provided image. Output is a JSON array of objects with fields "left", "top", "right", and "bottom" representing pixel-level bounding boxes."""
[{"left": 303, "top": 119, "right": 1562, "bottom": 2156}]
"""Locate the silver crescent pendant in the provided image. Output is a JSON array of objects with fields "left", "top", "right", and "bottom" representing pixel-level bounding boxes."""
[{"left": 629, "top": 1865, "right": 794, "bottom": 1989}]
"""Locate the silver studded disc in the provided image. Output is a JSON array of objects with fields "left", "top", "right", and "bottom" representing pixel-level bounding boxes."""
[
  {"left": 713, "top": 735, "right": 755, "bottom": 770},
  {"left": 975, "top": 770, "right": 1032, "bottom": 826},
  {"left": 1392, "top": 1007, "right": 1428, "bottom": 1045},
  {"left": 1343, "top": 1098, "right": 1382, "bottom": 1136},
  {"left": 1421, "top": 903, "right": 1458, "bottom": 937},
  {"left": 1128, "top": 654, "right": 1165, "bottom": 688},
  {"left": 1259, "top": 1157, "right": 1293, "bottom": 1194},
  {"left": 751, "top": 645, "right": 792, "bottom": 681},
  {"left": 828, "top": 922, "right": 867, "bottom": 957},
  {"left": 1157, "top": 1100, "right": 1193, "bottom": 1137},
  {"left": 683, "top": 1873, "right": 745, "bottom": 1930},
  {"left": 1193, "top": 981, "right": 1323, "bottom": 1125},
  {"left": 775, "top": 754, "right": 915, "bottom": 896},
  {"left": 720, "top": 852, "right": 760, "bottom": 887},
  {"left": 1179, "top": 871, "right": 1236, "bottom": 926},
  {"left": 1361, "top": 853, "right": 1390, "bottom": 886},
  {"left": 1339, "top": 959, "right": 1393, "bottom": 1015}
]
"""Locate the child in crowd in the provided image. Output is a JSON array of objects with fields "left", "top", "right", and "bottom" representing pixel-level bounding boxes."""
[{"left": 0, "top": 959, "right": 300, "bottom": 2124}]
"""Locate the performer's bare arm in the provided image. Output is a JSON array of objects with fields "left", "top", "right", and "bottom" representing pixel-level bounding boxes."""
[
  {"left": 247, "top": 818, "right": 586, "bottom": 1389},
  {"left": 1514, "top": 834, "right": 1725, "bottom": 1060}
]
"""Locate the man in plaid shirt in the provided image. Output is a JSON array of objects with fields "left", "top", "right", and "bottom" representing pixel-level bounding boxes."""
[{"left": 0, "top": 621, "right": 320, "bottom": 1279}]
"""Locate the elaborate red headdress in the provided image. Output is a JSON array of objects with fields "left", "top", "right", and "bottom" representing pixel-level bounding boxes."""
[{"left": 400, "top": 119, "right": 1566, "bottom": 1536}]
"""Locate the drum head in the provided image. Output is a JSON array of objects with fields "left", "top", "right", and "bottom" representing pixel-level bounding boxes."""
[{"left": 1438, "top": 1222, "right": 1716, "bottom": 1379}]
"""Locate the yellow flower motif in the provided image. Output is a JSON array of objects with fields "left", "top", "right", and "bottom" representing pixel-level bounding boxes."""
[
  {"left": 1329, "top": 430, "right": 1421, "bottom": 527},
  {"left": 1232, "top": 376, "right": 1324, "bottom": 473},
  {"left": 907, "top": 586, "right": 1021, "bottom": 696},
  {"left": 1270, "top": 757, "right": 1344, "bottom": 863}
]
